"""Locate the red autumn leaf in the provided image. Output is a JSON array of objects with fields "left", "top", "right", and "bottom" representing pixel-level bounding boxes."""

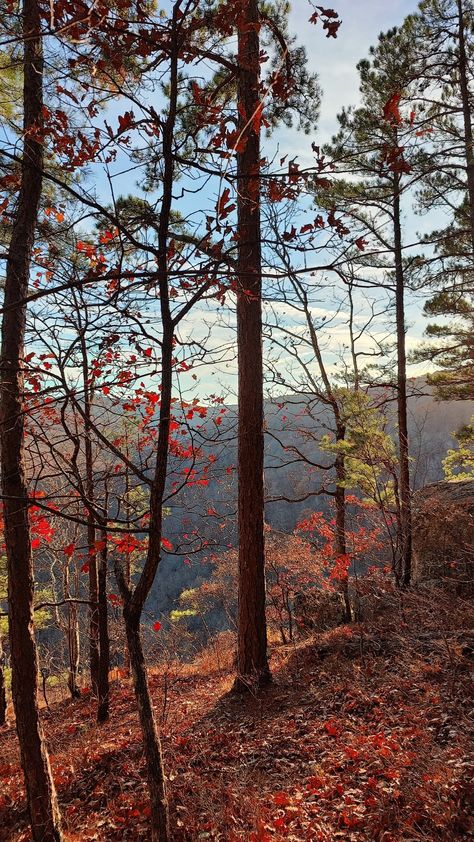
[
  {"left": 144, "top": 347, "right": 152, "bottom": 358},
  {"left": 63, "top": 543, "right": 75, "bottom": 557},
  {"left": 252, "top": 101, "right": 264, "bottom": 134},
  {"left": 217, "top": 187, "right": 235, "bottom": 220},
  {"left": 382, "top": 144, "right": 411, "bottom": 174},
  {"left": 282, "top": 226, "right": 297, "bottom": 242},
  {"left": 161, "top": 537, "right": 173, "bottom": 552},
  {"left": 153, "top": 621, "right": 162, "bottom": 632},
  {"left": 81, "top": 563, "right": 90, "bottom": 574},
  {"left": 383, "top": 92, "right": 402, "bottom": 126},
  {"left": 324, "top": 719, "right": 340, "bottom": 736},
  {"left": 99, "top": 230, "right": 115, "bottom": 244},
  {"left": 318, "top": 6, "right": 339, "bottom": 17},
  {"left": 118, "top": 111, "right": 134, "bottom": 133},
  {"left": 191, "top": 81, "right": 202, "bottom": 104},
  {"left": 31, "top": 516, "right": 54, "bottom": 541},
  {"left": 31, "top": 538, "right": 41, "bottom": 550},
  {"left": 323, "top": 18, "right": 341, "bottom": 37},
  {"left": 218, "top": 186, "right": 230, "bottom": 212},
  {"left": 268, "top": 179, "right": 285, "bottom": 202},
  {"left": 415, "top": 126, "right": 433, "bottom": 138},
  {"left": 114, "top": 534, "right": 139, "bottom": 554},
  {"left": 273, "top": 791, "right": 290, "bottom": 807}
]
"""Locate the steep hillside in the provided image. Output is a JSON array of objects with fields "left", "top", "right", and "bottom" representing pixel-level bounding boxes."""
[{"left": 1, "top": 582, "right": 472, "bottom": 841}]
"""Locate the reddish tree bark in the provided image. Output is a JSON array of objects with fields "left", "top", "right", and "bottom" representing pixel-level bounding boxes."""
[
  {"left": 97, "top": 522, "right": 110, "bottom": 723},
  {"left": 63, "top": 563, "right": 80, "bottom": 699},
  {"left": 457, "top": 0, "right": 474, "bottom": 253},
  {"left": 393, "top": 179, "right": 412, "bottom": 586},
  {"left": 0, "top": 0, "right": 62, "bottom": 838},
  {"left": 78, "top": 326, "right": 100, "bottom": 697},
  {"left": 234, "top": 0, "right": 270, "bottom": 689},
  {"left": 0, "top": 641, "right": 6, "bottom": 726}
]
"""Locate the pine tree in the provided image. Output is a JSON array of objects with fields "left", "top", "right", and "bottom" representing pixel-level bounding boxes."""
[
  {"left": 403, "top": 0, "right": 474, "bottom": 400},
  {"left": 319, "top": 27, "right": 425, "bottom": 585},
  {"left": 443, "top": 416, "right": 474, "bottom": 479},
  {"left": 405, "top": 0, "right": 474, "bottom": 252}
]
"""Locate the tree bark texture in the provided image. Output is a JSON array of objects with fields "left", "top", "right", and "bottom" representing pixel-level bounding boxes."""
[
  {"left": 0, "top": 1, "right": 62, "bottom": 838},
  {"left": 97, "top": 526, "right": 110, "bottom": 723},
  {"left": 125, "top": 614, "right": 170, "bottom": 842},
  {"left": 79, "top": 329, "right": 100, "bottom": 698},
  {"left": 393, "top": 181, "right": 412, "bottom": 586},
  {"left": 457, "top": 0, "right": 474, "bottom": 253},
  {"left": 234, "top": 0, "right": 270, "bottom": 690},
  {"left": 0, "top": 641, "right": 6, "bottom": 726},
  {"left": 63, "top": 565, "right": 80, "bottom": 699},
  {"left": 334, "top": 443, "right": 351, "bottom": 620}
]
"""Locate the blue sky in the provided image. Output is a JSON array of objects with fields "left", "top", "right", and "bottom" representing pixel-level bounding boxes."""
[
  {"left": 23, "top": 0, "right": 435, "bottom": 400},
  {"left": 133, "top": 0, "right": 436, "bottom": 396},
  {"left": 289, "top": 0, "right": 418, "bottom": 146}
]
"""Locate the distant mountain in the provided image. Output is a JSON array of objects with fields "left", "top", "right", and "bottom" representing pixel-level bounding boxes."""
[{"left": 151, "top": 381, "right": 474, "bottom": 617}]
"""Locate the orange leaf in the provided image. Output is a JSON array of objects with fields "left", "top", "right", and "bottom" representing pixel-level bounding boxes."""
[{"left": 383, "top": 92, "right": 402, "bottom": 126}]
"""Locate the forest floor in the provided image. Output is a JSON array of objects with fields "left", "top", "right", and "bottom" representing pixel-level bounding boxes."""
[{"left": 1, "top": 584, "right": 473, "bottom": 842}]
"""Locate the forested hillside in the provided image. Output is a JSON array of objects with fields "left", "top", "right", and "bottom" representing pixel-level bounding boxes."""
[
  {"left": 0, "top": 0, "right": 473, "bottom": 840},
  {"left": 147, "top": 383, "right": 474, "bottom": 620}
]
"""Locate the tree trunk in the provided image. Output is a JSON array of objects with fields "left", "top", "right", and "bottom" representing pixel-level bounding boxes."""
[
  {"left": 125, "top": 611, "right": 169, "bottom": 842},
  {"left": 79, "top": 330, "right": 100, "bottom": 697},
  {"left": 63, "top": 565, "right": 80, "bottom": 699},
  {"left": 334, "top": 444, "right": 351, "bottom": 620},
  {"left": 393, "top": 181, "right": 412, "bottom": 586},
  {"left": 97, "top": 525, "right": 110, "bottom": 723},
  {"left": 87, "top": 515, "right": 100, "bottom": 695},
  {"left": 457, "top": 0, "right": 474, "bottom": 253},
  {"left": 0, "top": 1, "right": 62, "bottom": 838},
  {"left": 305, "top": 286, "right": 351, "bottom": 614},
  {"left": 124, "top": 447, "right": 131, "bottom": 676},
  {"left": 111, "top": 6, "right": 181, "bottom": 835},
  {"left": 66, "top": 604, "right": 81, "bottom": 700},
  {"left": 0, "top": 640, "right": 6, "bottom": 726},
  {"left": 234, "top": 0, "right": 270, "bottom": 690}
]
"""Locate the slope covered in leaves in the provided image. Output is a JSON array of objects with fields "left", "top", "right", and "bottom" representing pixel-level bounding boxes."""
[{"left": 0, "top": 585, "right": 472, "bottom": 841}]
